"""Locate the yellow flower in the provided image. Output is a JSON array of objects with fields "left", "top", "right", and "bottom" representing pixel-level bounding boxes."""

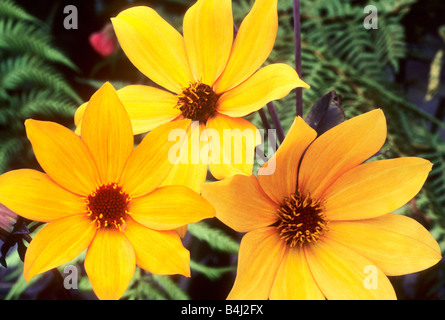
[
  {"left": 202, "top": 109, "right": 441, "bottom": 299},
  {"left": 74, "top": 0, "right": 309, "bottom": 191},
  {"left": 0, "top": 83, "right": 214, "bottom": 300}
]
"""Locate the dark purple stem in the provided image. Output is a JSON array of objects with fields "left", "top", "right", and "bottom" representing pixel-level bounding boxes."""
[
  {"left": 267, "top": 101, "right": 285, "bottom": 143},
  {"left": 293, "top": 0, "right": 303, "bottom": 117}
]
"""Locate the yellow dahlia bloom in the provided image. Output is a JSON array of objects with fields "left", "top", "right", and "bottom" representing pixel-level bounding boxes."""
[
  {"left": 0, "top": 83, "right": 214, "bottom": 300},
  {"left": 202, "top": 109, "right": 441, "bottom": 299},
  {"left": 74, "top": 0, "right": 309, "bottom": 191}
]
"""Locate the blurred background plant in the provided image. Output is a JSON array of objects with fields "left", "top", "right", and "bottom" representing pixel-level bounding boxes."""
[{"left": 1, "top": 0, "right": 445, "bottom": 299}]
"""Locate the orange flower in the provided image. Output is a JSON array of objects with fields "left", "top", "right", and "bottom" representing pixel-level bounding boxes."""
[
  {"left": 0, "top": 83, "right": 214, "bottom": 300},
  {"left": 202, "top": 109, "right": 441, "bottom": 299},
  {"left": 74, "top": 0, "right": 309, "bottom": 191}
]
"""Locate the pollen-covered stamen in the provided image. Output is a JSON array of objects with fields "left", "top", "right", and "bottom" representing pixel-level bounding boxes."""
[
  {"left": 176, "top": 82, "right": 219, "bottom": 122},
  {"left": 86, "top": 183, "right": 131, "bottom": 231},
  {"left": 276, "top": 192, "right": 328, "bottom": 247}
]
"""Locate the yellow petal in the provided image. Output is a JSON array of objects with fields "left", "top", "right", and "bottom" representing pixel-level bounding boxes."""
[
  {"left": 206, "top": 114, "right": 261, "bottom": 180},
  {"left": 183, "top": 0, "right": 233, "bottom": 85},
  {"left": 323, "top": 157, "right": 432, "bottom": 220},
  {"left": 213, "top": 0, "right": 278, "bottom": 93},
  {"left": 75, "top": 85, "right": 180, "bottom": 136},
  {"left": 84, "top": 228, "right": 136, "bottom": 300},
  {"left": 0, "top": 169, "right": 86, "bottom": 222},
  {"left": 270, "top": 247, "right": 324, "bottom": 299},
  {"left": 111, "top": 6, "right": 194, "bottom": 93},
  {"left": 327, "top": 214, "right": 441, "bottom": 276},
  {"left": 258, "top": 116, "right": 317, "bottom": 204},
  {"left": 217, "top": 64, "right": 309, "bottom": 117},
  {"left": 227, "top": 227, "right": 286, "bottom": 299},
  {"left": 129, "top": 185, "right": 215, "bottom": 230},
  {"left": 24, "top": 214, "right": 96, "bottom": 281},
  {"left": 304, "top": 238, "right": 396, "bottom": 299},
  {"left": 160, "top": 121, "right": 208, "bottom": 193},
  {"left": 25, "top": 119, "right": 100, "bottom": 196},
  {"left": 81, "top": 82, "right": 134, "bottom": 184},
  {"left": 298, "top": 109, "right": 387, "bottom": 199},
  {"left": 119, "top": 119, "right": 191, "bottom": 198},
  {"left": 202, "top": 174, "right": 278, "bottom": 233},
  {"left": 124, "top": 217, "right": 190, "bottom": 276}
]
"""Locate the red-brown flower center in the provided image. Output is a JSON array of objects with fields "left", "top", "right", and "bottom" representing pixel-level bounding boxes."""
[
  {"left": 176, "top": 82, "right": 219, "bottom": 122},
  {"left": 86, "top": 183, "right": 130, "bottom": 231},
  {"left": 276, "top": 192, "right": 328, "bottom": 247}
]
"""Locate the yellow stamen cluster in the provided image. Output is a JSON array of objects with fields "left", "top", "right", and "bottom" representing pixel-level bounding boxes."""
[
  {"left": 276, "top": 192, "right": 328, "bottom": 247},
  {"left": 176, "top": 82, "right": 219, "bottom": 122},
  {"left": 86, "top": 183, "right": 131, "bottom": 231}
]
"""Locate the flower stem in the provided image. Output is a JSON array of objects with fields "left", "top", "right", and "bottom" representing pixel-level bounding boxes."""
[
  {"left": 267, "top": 101, "right": 285, "bottom": 143},
  {"left": 293, "top": 0, "right": 303, "bottom": 117}
]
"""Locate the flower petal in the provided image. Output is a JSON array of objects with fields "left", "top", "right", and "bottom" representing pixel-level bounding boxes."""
[
  {"left": 183, "top": 0, "right": 233, "bottom": 85},
  {"left": 124, "top": 217, "right": 190, "bottom": 276},
  {"left": 75, "top": 85, "right": 180, "bottom": 136},
  {"left": 213, "top": 0, "right": 278, "bottom": 93},
  {"left": 258, "top": 116, "right": 317, "bottom": 205},
  {"left": 81, "top": 82, "right": 134, "bottom": 184},
  {"left": 84, "top": 228, "right": 136, "bottom": 300},
  {"left": 160, "top": 121, "right": 208, "bottom": 193},
  {"left": 111, "top": 6, "right": 194, "bottom": 93},
  {"left": 304, "top": 238, "right": 396, "bottom": 299},
  {"left": 0, "top": 169, "right": 86, "bottom": 222},
  {"left": 25, "top": 119, "right": 100, "bottom": 196},
  {"left": 119, "top": 119, "right": 191, "bottom": 198},
  {"left": 323, "top": 157, "right": 432, "bottom": 220},
  {"left": 206, "top": 114, "right": 261, "bottom": 180},
  {"left": 227, "top": 227, "right": 286, "bottom": 299},
  {"left": 24, "top": 214, "right": 96, "bottom": 281},
  {"left": 270, "top": 247, "right": 324, "bottom": 299},
  {"left": 129, "top": 185, "right": 214, "bottom": 230},
  {"left": 202, "top": 174, "right": 278, "bottom": 233},
  {"left": 327, "top": 214, "right": 441, "bottom": 276},
  {"left": 217, "top": 64, "right": 309, "bottom": 117},
  {"left": 298, "top": 109, "right": 387, "bottom": 199}
]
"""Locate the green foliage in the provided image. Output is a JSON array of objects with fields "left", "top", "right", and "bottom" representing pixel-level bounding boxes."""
[{"left": 0, "top": 0, "right": 80, "bottom": 173}]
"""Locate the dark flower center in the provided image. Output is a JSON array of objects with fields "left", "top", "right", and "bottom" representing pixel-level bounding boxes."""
[
  {"left": 86, "top": 183, "right": 130, "bottom": 231},
  {"left": 276, "top": 192, "right": 328, "bottom": 247},
  {"left": 176, "top": 82, "right": 219, "bottom": 122}
]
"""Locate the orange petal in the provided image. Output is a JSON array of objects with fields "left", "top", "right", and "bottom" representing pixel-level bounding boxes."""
[
  {"left": 124, "top": 217, "right": 190, "bottom": 276},
  {"left": 304, "top": 238, "right": 396, "bottom": 299},
  {"left": 25, "top": 119, "right": 100, "bottom": 196},
  {"left": 129, "top": 185, "right": 214, "bottom": 230},
  {"left": 115, "top": 85, "right": 181, "bottom": 134},
  {"left": 258, "top": 116, "right": 317, "bottom": 204},
  {"left": 201, "top": 174, "right": 278, "bottom": 233},
  {"left": 327, "top": 214, "right": 441, "bottom": 276},
  {"left": 298, "top": 109, "right": 387, "bottom": 199},
  {"left": 24, "top": 214, "right": 96, "bottom": 281},
  {"left": 84, "top": 228, "right": 136, "bottom": 300},
  {"left": 270, "top": 247, "right": 324, "bottom": 299},
  {"left": 183, "top": 0, "right": 233, "bottom": 85},
  {"left": 0, "top": 169, "right": 86, "bottom": 222},
  {"left": 227, "top": 227, "right": 287, "bottom": 299},
  {"left": 119, "top": 119, "right": 191, "bottom": 198},
  {"left": 160, "top": 121, "right": 208, "bottom": 193},
  {"left": 213, "top": 0, "right": 278, "bottom": 93},
  {"left": 323, "top": 157, "right": 432, "bottom": 220},
  {"left": 81, "top": 82, "right": 134, "bottom": 184},
  {"left": 217, "top": 64, "right": 309, "bottom": 117},
  {"left": 206, "top": 114, "right": 262, "bottom": 180},
  {"left": 75, "top": 85, "right": 180, "bottom": 137},
  {"left": 111, "top": 6, "right": 194, "bottom": 93}
]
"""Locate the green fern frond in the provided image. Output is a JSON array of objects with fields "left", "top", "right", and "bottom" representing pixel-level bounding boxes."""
[
  {"left": 187, "top": 222, "right": 240, "bottom": 254},
  {"left": 0, "top": 19, "right": 78, "bottom": 71}
]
